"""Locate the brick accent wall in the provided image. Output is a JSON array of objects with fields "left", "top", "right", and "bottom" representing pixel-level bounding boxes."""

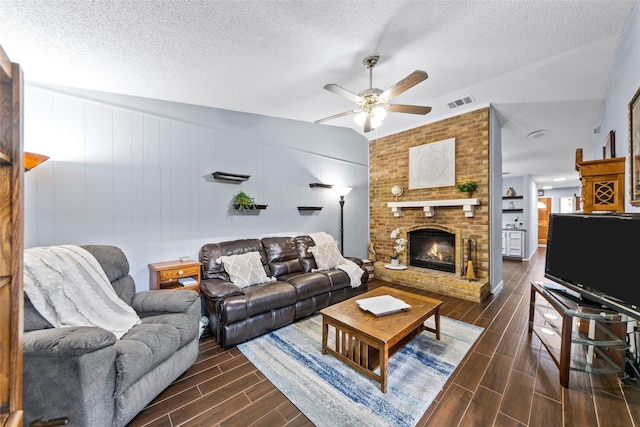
[{"left": 369, "top": 108, "right": 491, "bottom": 301}]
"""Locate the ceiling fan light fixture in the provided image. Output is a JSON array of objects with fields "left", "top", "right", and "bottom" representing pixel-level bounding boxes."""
[
  {"left": 354, "top": 111, "right": 367, "bottom": 126},
  {"left": 319, "top": 55, "right": 430, "bottom": 133},
  {"left": 373, "top": 106, "right": 387, "bottom": 120}
]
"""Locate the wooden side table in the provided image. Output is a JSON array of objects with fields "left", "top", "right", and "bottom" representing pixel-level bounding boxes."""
[{"left": 148, "top": 259, "right": 201, "bottom": 294}]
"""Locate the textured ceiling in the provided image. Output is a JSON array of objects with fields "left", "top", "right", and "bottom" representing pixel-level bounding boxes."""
[{"left": 0, "top": 0, "right": 636, "bottom": 189}]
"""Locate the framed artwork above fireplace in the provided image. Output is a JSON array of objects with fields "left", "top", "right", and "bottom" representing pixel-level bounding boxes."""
[{"left": 409, "top": 138, "right": 455, "bottom": 189}]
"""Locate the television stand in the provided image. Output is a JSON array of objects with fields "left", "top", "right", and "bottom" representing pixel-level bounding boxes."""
[{"left": 529, "top": 281, "right": 631, "bottom": 387}]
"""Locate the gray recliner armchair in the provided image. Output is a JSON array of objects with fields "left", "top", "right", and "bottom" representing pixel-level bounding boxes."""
[{"left": 22, "top": 245, "right": 200, "bottom": 427}]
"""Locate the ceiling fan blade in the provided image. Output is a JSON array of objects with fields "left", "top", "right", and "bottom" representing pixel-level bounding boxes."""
[
  {"left": 364, "top": 115, "right": 372, "bottom": 133},
  {"left": 387, "top": 104, "right": 432, "bottom": 115},
  {"left": 323, "top": 84, "right": 364, "bottom": 103},
  {"left": 380, "top": 70, "right": 428, "bottom": 101},
  {"left": 315, "top": 110, "right": 359, "bottom": 124}
]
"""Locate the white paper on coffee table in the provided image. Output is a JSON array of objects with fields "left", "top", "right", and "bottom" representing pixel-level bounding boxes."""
[{"left": 356, "top": 295, "right": 411, "bottom": 316}]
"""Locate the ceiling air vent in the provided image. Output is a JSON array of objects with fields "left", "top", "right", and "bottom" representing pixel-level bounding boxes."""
[{"left": 447, "top": 95, "right": 474, "bottom": 109}]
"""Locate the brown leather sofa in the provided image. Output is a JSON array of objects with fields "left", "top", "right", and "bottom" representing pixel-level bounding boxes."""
[{"left": 199, "top": 235, "right": 368, "bottom": 347}]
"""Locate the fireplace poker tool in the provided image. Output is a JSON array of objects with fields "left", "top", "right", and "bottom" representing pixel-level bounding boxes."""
[{"left": 464, "top": 238, "right": 476, "bottom": 280}]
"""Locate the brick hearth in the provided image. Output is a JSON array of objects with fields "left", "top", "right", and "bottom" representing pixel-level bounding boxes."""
[{"left": 373, "top": 262, "right": 490, "bottom": 302}]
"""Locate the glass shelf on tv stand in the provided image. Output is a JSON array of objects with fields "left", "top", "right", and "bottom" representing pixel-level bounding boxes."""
[{"left": 529, "top": 281, "right": 633, "bottom": 387}]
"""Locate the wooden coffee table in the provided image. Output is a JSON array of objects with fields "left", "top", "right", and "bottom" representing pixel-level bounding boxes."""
[{"left": 320, "top": 286, "right": 443, "bottom": 393}]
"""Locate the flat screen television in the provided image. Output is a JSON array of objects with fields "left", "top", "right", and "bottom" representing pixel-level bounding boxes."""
[{"left": 545, "top": 213, "right": 640, "bottom": 320}]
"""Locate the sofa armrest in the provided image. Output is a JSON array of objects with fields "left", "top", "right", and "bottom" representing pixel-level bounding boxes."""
[
  {"left": 23, "top": 328, "right": 118, "bottom": 426},
  {"left": 344, "top": 257, "right": 368, "bottom": 283},
  {"left": 200, "top": 278, "right": 243, "bottom": 299},
  {"left": 345, "top": 257, "right": 363, "bottom": 267},
  {"left": 131, "top": 289, "right": 199, "bottom": 316},
  {"left": 23, "top": 327, "right": 117, "bottom": 357}
]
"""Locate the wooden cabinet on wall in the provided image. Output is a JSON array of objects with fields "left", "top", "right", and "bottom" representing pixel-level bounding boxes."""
[
  {"left": 575, "top": 149, "right": 625, "bottom": 213},
  {"left": 0, "top": 45, "right": 25, "bottom": 427}
]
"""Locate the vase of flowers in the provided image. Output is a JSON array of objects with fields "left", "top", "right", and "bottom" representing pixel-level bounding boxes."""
[{"left": 390, "top": 228, "right": 406, "bottom": 266}]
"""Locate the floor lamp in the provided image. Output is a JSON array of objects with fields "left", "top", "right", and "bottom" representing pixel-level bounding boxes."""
[{"left": 335, "top": 187, "right": 352, "bottom": 255}]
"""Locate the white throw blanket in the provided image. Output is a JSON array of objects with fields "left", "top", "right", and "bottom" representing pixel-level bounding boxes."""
[
  {"left": 23, "top": 245, "right": 141, "bottom": 339},
  {"left": 309, "top": 232, "right": 363, "bottom": 288},
  {"left": 336, "top": 259, "right": 364, "bottom": 288},
  {"left": 308, "top": 231, "right": 336, "bottom": 246}
]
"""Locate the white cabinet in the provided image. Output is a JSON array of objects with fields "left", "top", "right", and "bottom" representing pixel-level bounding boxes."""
[{"left": 502, "top": 230, "right": 525, "bottom": 259}]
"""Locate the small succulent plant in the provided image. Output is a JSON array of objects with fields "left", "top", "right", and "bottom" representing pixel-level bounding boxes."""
[{"left": 232, "top": 191, "right": 257, "bottom": 210}]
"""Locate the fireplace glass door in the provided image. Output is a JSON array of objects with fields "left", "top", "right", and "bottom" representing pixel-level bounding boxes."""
[{"left": 408, "top": 229, "right": 456, "bottom": 273}]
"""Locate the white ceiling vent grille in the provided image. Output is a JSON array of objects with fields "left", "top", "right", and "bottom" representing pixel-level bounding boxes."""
[{"left": 447, "top": 95, "right": 474, "bottom": 109}]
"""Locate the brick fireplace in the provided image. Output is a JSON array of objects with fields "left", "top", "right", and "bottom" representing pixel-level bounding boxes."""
[{"left": 369, "top": 108, "right": 491, "bottom": 302}]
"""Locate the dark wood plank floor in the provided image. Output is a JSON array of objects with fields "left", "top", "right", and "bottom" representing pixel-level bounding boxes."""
[{"left": 128, "top": 249, "right": 640, "bottom": 426}]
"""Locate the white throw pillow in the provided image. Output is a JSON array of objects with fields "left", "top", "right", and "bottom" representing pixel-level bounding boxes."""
[
  {"left": 308, "top": 241, "right": 344, "bottom": 270},
  {"left": 217, "top": 251, "right": 276, "bottom": 288}
]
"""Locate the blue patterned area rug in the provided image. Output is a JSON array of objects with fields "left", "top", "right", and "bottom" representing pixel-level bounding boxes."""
[{"left": 238, "top": 314, "right": 483, "bottom": 427}]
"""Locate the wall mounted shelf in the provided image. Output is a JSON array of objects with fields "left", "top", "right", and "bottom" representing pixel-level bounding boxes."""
[
  {"left": 297, "top": 206, "right": 323, "bottom": 211},
  {"left": 502, "top": 195, "right": 524, "bottom": 213},
  {"left": 387, "top": 198, "right": 480, "bottom": 218},
  {"left": 309, "top": 183, "right": 333, "bottom": 189},
  {"left": 213, "top": 171, "right": 250, "bottom": 182},
  {"left": 233, "top": 204, "right": 267, "bottom": 210}
]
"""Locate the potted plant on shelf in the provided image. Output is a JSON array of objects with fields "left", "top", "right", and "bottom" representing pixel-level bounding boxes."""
[
  {"left": 232, "top": 191, "right": 257, "bottom": 210},
  {"left": 390, "top": 228, "right": 407, "bottom": 267},
  {"left": 456, "top": 181, "right": 478, "bottom": 197}
]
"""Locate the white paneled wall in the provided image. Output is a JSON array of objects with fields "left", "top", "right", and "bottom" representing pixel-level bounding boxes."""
[{"left": 24, "top": 86, "right": 370, "bottom": 291}]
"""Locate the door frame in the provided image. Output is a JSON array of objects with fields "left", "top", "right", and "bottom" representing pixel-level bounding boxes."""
[{"left": 537, "top": 197, "right": 551, "bottom": 245}]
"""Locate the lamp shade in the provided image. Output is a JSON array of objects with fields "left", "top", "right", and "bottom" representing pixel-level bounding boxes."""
[
  {"left": 24, "top": 152, "right": 49, "bottom": 171},
  {"left": 334, "top": 186, "right": 352, "bottom": 197}
]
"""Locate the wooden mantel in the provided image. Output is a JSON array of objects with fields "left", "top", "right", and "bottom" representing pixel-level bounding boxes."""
[{"left": 387, "top": 198, "right": 480, "bottom": 218}]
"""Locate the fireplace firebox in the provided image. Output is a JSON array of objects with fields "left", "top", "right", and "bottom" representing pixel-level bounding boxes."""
[{"left": 409, "top": 228, "right": 456, "bottom": 273}]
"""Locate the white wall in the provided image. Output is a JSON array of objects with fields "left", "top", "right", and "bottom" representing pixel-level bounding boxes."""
[
  {"left": 596, "top": 2, "right": 640, "bottom": 211},
  {"left": 489, "top": 107, "right": 503, "bottom": 292},
  {"left": 24, "top": 85, "right": 370, "bottom": 291}
]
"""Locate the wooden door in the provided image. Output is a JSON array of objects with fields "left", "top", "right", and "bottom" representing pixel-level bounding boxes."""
[
  {"left": 0, "top": 44, "right": 24, "bottom": 427},
  {"left": 538, "top": 197, "right": 551, "bottom": 245}
]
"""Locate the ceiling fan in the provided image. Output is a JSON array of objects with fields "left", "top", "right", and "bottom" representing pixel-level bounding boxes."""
[{"left": 315, "top": 55, "right": 431, "bottom": 133}]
